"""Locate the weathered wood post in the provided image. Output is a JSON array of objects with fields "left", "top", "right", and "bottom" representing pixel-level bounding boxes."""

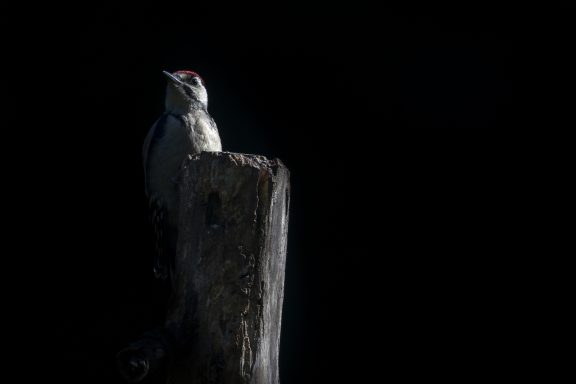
[{"left": 117, "top": 152, "right": 290, "bottom": 384}]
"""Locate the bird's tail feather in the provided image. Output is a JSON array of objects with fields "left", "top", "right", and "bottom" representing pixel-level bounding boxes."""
[{"left": 149, "top": 198, "right": 175, "bottom": 281}]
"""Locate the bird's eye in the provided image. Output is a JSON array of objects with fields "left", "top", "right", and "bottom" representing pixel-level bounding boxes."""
[{"left": 190, "top": 77, "right": 199, "bottom": 85}]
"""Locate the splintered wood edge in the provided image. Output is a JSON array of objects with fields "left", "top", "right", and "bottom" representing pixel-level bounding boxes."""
[{"left": 184, "top": 151, "right": 287, "bottom": 173}]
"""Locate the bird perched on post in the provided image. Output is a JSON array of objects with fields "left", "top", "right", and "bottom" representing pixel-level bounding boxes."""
[{"left": 143, "top": 70, "right": 222, "bottom": 281}]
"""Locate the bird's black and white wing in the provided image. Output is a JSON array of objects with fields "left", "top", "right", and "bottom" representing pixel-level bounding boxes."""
[{"left": 142, "top": 115, "right": 177, "bottom": 281}]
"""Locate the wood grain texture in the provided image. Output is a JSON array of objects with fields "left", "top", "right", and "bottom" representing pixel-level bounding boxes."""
[{"left": 118, "top": 152, "right": 289, "bottom": 384}]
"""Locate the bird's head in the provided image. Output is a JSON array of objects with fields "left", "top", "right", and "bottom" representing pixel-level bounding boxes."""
[{"left": 163, "top": 70, "right": 208, "bottom": 113}]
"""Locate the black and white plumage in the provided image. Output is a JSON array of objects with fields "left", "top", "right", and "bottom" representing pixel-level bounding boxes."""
[{"left": 143, "top": 70, "right": 222, "bottom": 281}]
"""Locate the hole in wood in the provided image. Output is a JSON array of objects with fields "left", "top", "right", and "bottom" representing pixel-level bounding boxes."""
[{"left": 205, "top": 191, "right": 222, "bottom": 228}]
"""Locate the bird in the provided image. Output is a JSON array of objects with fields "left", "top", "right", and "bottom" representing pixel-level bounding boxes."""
[{"left": 143, "top": 70, "right": 222, "bottom": 282}]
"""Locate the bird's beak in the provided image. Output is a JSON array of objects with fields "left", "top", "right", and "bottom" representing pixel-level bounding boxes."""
[{"left": 163, "top": 70, "right": 184, "bottom": 86}]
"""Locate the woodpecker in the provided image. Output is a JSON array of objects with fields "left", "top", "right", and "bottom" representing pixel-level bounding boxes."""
[{"left": 143, "top": 70, "right": 222, "bottom": 281}]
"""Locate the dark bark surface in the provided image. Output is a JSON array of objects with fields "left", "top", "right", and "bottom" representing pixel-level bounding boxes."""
[{"left": 118, "top": 152, "right": 290, "bottom": 384}]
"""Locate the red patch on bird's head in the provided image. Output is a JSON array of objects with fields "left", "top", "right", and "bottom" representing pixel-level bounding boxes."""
[{"left": 175, "top": 70, "right": 204, "bottom": 84}]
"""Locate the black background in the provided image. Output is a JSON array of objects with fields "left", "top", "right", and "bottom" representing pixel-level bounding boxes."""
[{"left": 4, "top": 14, "right": 520, "bottom": 383}]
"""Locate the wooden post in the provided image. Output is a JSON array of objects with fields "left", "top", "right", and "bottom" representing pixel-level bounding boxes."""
[{"left": 117, "top": 152, "right": 290, "bottom": 384}]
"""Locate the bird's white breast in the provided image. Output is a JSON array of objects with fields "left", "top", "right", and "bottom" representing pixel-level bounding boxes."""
[
  {"left": 146, "top": 113, "right": 221, "bottom": 212},
  {"left": 189, "top": 115, "right": 222, "bottom": 153}
]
